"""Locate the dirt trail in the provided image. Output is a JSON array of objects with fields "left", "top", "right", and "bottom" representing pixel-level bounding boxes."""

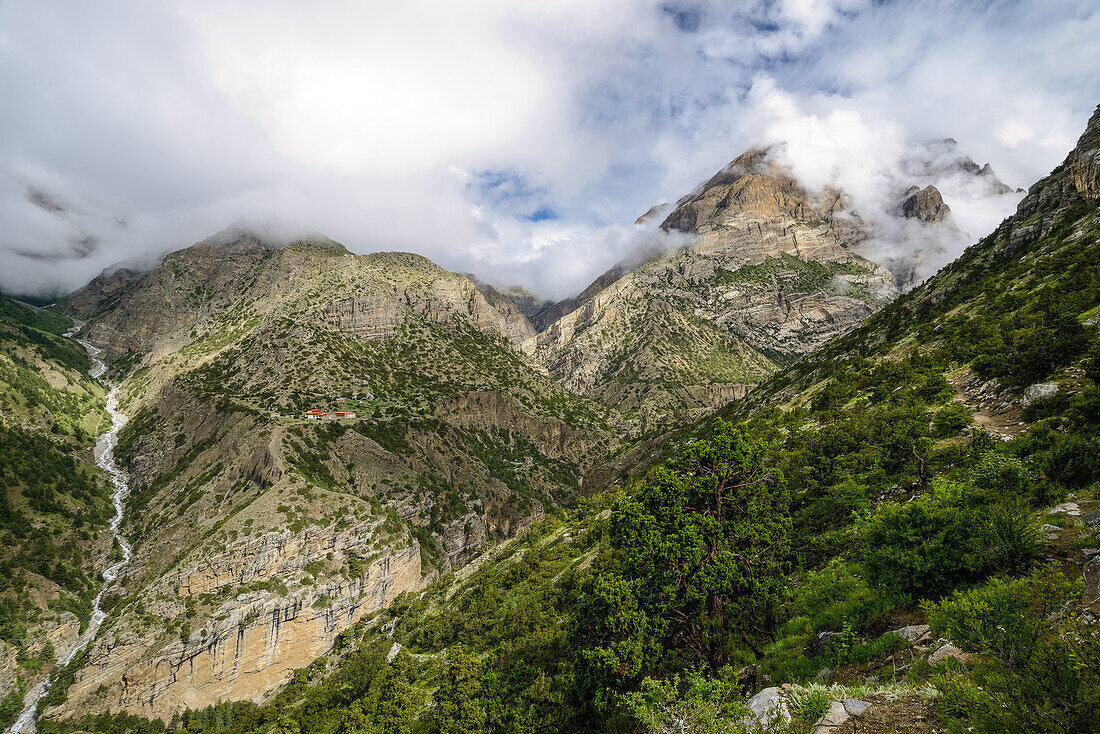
[{"left": 946, "top": 368, "right": 1027, "bottom": 440}]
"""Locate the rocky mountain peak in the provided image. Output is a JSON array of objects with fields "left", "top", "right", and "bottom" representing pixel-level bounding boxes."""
[
  {"left": 899, "top": 185, "right": 951, "bottom": 222},
  {"left": 634, "top": 202, "right": 670, "bottom": 225},
  {"left": 661, "top": 147, "right": 814, "bottom": 235},
  {"left": 908, "top": 138, "right": 1016, "bottom": 193}
]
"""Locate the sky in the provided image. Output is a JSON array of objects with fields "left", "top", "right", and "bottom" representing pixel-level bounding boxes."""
[{"left": 1, "top": 0, "right": 1098, "bottom": 300}]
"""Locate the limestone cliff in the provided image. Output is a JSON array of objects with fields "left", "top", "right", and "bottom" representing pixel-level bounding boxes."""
[{"left": 50, "top": 526, "right": 422, "bottom": 720}]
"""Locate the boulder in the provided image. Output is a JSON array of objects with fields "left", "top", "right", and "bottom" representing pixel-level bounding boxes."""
[
  {"left": 1085, "top": 557, "right": 1100, "bottom": 604},
  {"left": 814, "top": 701, "right": 850, "bottom": 732},
  {"left": 1082, "top": 510, "right": 1100, "bottom": 528},
  {"left": 1022, "top": 382, "right": 1059, "bottom": 408},
  {"left": 1040, "top": 524, "right": 1061, "bottom": 540},
  {"left": 891, "top": 624, "right": 932, "bottom": 645},
  {"left": 929, "top": 643, "right": 970, "bottom": 666},
  {"left": 1051, "top": 502, "right": 1082, "bottom": 516},
  {"left": 742, "top": 687, "right": 790, "bottom": 731},
  {"left": 843, "top": 699, "right": 872, "bottom": 716}
]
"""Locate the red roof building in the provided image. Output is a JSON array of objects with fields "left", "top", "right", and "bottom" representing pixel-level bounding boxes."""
[
  {"left": 303, "top": 408, "right": 327, "bottom": 419},
  {"left": 334, "top": 410, "right": 357, "bottom": 418}
]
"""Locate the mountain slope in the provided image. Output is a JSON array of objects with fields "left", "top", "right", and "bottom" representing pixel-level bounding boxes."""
[
  {"left": 44, "top": 232, "right": 624, "bottom": 720},
  {"left": 741, "top": 104, "right": 1100, "bottom": 423}
]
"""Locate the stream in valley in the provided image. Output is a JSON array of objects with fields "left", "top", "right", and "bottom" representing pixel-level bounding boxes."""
[{"left": 7, "top": 327, "right": 132, "bottom": 734}]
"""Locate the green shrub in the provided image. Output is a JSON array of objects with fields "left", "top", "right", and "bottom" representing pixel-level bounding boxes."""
[
  {"left": 619, "top": 673, "right": 748, "bottom": 734},
  {"left": 863, "top": 487, "right": 1036, "bottom": 599},
  {"left": 932, "top": 403, "right": 972, "bottom": 437},
  {"left": 788, "top": 560, "right": 887, "bottom": 633},
  {"left": 863, "top": 497, "right": 981, "bottom": 599},
  {"left": 969, "top": 452, "right": 1028, "bottom": 494},
  {"left": 927, "top": 567, "right": 1100, "bottom": 733}
]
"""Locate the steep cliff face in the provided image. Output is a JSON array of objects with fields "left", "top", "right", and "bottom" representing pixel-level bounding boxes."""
[
  {"left": 529, "top": 150, "right": 899, "bottom": 427},
  {"left": 51, "top": 527, "right": 422, "bottom": 720},
  {"left": 465, "top": 278, "right": 538, "bottom": 344},
  {"left": 1067, "top": 105, "right": 1100, "bottom": 202}
]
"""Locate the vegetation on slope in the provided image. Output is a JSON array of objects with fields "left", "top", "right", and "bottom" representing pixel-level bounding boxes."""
[{"left": 0, "top": 294, "right": 111, "bottom": 728}]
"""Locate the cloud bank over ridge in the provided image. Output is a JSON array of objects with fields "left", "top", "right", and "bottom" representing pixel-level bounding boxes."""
[{"left": 1, "top": 0, "right": 1098, "bottom": 299}]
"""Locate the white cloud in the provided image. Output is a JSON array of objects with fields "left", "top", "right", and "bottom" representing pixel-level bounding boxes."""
[
  {"left": 0, "top": 0, "right": 1097, "bottom": 299},
  {"left": 998, "top": 120, "right": 1035, "bottom": 148}
]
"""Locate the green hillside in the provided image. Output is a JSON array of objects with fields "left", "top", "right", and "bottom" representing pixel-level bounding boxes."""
[{"left": 0, "top": 295, "right": 112, "bottom": 728}]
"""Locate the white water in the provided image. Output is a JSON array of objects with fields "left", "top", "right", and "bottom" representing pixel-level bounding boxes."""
[{"left": 6, "top": 325, "right": 132, "bottom": 734}]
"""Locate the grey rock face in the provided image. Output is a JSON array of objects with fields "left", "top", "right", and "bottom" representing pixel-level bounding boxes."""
[
  {"left": 891, "top": 624, "right": 932, "bottom": 644},
  {"left": 1022, "top": 382, "right": 1059, "bottom": 407},
  {"left": 843, "top": 699, "right": 872, "bottom": 716},
  {"left": 1067, "top": 103, "right": 1100, "bottom": 202},
  {"left": 815, "top": 701, "right": 849, "bottom": 731},
  {"left": 929, "top": 643, "right": 969, "bottom": 666},
  {"left": 899, "top": 185, "right": 950, "bottom": 222},
  {"left": 742, "top": 686, "right": 790, "bottom": 731},
  {"left": 1085, "top": 557, "right": 1100, "bottom": 603},
  {"left": 1081, "top": 510, "right": 1100, "bottom": 528}
]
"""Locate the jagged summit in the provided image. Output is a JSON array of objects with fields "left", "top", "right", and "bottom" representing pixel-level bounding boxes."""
[
  {"left": 903, "top": 137, "right": 1016, "bottom": 194},
  {"left": 662, "top": 148, "right": 820, "bottom": 234},
  {"left": 899, "top": 185, "right": 951, "bottom": 222}
]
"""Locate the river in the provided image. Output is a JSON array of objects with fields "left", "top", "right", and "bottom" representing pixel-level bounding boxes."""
[{"left": 6, "top": 326, "right": 132, "bottom": 734}]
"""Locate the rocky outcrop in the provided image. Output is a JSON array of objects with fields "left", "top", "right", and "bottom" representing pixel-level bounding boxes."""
[
  {"left": 175, "top": 522, "right": 390, "bottom": 597},
  {"left": 1022, "top": 382, "right": 1059, "bottom": 408},
  {"left": 1013, "top": 104, "right": 1100, "bottom": 243},
  {"left": 1068, "top": 104, "right": 1100, "bottom": 202},
  {"left": 324, "top": 273, "right": 531, "bottom": 344},
  {"left": 1085, "top": 556, "right": 1100, "bottom": 605},
  {"left": 433, "top": 390, "right": 592, "bottom": 460},
  {"left": 928, "top": 642, "right": 970, "bottom": 666},
  {"left": 464, "top": 281, "right": 537, "bottom": 343},
  {"left": 899, "top": 185, "right": 950, "bottom": 222},
  {"left": 742, "top": 687, "right": 789, "bottom": 730}
]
